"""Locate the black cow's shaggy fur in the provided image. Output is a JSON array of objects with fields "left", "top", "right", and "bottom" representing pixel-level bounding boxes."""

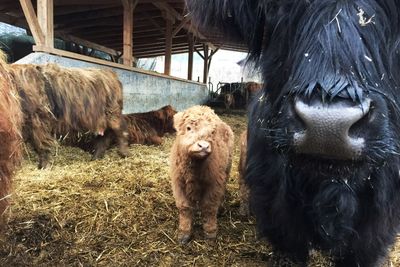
[{"left": 187, "top": 0, "right": 400, "bottom": 266}]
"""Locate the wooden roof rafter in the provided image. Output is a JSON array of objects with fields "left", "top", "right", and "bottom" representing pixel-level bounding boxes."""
[
  {"left": 151, "top": 1, "right": 217, "bottom": 51},
  {"left": 1, "top": 0, "right": 247, "bottom": 69}
]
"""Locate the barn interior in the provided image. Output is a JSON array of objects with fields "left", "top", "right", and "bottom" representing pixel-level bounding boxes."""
[
  {"left": 0, "top": 0, "right": 248, "bottom": 113},
  {"left": 1, "top": 1, "right": 400, "bottom": 266},
  {"left": 1, "top": 0, "right": 245, "bottom": 72}
]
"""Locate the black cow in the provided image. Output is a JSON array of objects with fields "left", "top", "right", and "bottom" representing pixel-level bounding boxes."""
[{"left": 186, "top": 0, "right": 400, "bottom": 266}]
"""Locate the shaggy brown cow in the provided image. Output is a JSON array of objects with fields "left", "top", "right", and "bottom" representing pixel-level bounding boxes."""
[
  {"left": 224, "top": 93, "right": 235, "bottom": 110},
  {"left": 245, "top": 82, "right": 262, "bottom": 105},
  {"left": 246, "top": 82, "right": 262, "bottom": 94},
  {"left": 10, "top": 63, "right": 129, "bottom": 168},
  {"left": 0, "top": 50, "right": 22, "bottom": 216},
  {"left": 238, "top": 130, "right": 250, "bottom": 216},
  {"left": 170, "top": 105, "right": 234, "bottom": 244}
]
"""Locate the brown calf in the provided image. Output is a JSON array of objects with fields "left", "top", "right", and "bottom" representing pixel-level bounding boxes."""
[{"left": 170, "top": 105, "right": 234, "bottom": 244}]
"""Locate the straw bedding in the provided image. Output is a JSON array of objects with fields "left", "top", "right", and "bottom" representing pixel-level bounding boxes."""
[{"left": 0, "top": 109, "right": 399, "bottom": 266}]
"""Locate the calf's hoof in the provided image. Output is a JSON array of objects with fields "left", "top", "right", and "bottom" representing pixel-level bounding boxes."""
[
  {"left": 178, "top": 231, "right": 191, "bottom": 245},
  {"left": 204, "top": 230, "right": 217, "bottom": 240}
]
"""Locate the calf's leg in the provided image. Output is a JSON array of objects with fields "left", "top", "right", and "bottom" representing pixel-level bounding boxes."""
[
  {"left": 171, "top": 178, "right": 194, "bottom": 244},
  {"left": 200, "top": 182, "right": 225, "bottom": 239}
]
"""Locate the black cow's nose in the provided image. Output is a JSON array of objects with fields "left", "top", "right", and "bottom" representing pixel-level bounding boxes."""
[{"left": 293, "top": 98, "right": 371, "bottom": 160}]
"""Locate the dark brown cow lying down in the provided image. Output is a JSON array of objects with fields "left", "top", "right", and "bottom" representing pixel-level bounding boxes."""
[
  {"left": 0, "top": 50, "right": 22, "bottom": 217},
  {"left": 64, "top": 105, "right": 177, "bottom": 159},
  {"left": 10, "top": 63, "right": 129, "bottom": 168},
  {"left": 132, "top": 105, "right": 177, "bottom": 136}
]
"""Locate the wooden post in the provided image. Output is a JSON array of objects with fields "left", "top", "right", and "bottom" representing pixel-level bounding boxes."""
[
  {"left": 164, "top": 18, "right": 173, "bottom": 75},
  {"left": 37, "top": 0, "right": 54, "bottom": 48},
  {"left": 122, "top": 0, "right": 138, "bottom": 67},
  {"left": 203, "top": 44, "right": 209, "bottom": 84},
  {"left": 187, "top": 33, "right": 194, "bottom": 80},
  {"left": 19, "top": 0, "right": 45, "bottom": 45}
]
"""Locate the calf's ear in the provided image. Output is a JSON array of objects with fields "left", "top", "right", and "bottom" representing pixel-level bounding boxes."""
[
  {"left": 173, "top": 112, "right": 183, "bottom": 131},
  {"left": 219, "top": 123, "right": 233, "bottom": 143}
]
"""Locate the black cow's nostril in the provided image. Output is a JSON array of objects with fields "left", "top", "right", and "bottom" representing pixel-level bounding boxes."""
[{"left": 293, "top": 97, "right": 371, "bottom": 160}]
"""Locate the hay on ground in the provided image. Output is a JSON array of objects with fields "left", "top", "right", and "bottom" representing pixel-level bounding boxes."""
[{"left": 0, "top": 109, "right": 398, "bottom": 266}]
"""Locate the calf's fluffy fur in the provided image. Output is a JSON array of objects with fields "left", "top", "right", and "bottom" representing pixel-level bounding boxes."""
[{"left": 170, "top": 105, "right": 234, "bottom": 243}]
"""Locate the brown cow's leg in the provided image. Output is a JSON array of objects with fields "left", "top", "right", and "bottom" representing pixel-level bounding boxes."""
[
  {"left": 91, "top": 130, "right": 113, "bottom": 160},
  {"left": 29, "top": 118, "right": 54, "bottom": 169},
  {"left": 30, "top": 139, "right": 51, "bottom": 169}
]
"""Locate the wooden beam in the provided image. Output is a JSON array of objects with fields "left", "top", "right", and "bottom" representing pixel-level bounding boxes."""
[
  {"left": 210, "top": 47, "right": 220, "bottom": 58},
  {"left": 55, "top": 7, "right": 122, "bottom": 24},
  {"left": 37, "top": 0, "right": 54, "bottom": 48},
  {"left": 188, "top": 33, "right": 194, "bottom": 80},
  {"left": 194, "top": 47, "right": 204, "bottom": 60},
  {"left": 135, "top": 48, "right": 196, "bottom": 58},
  {"left": 164, "top": 17, "right": 173, "bottom": 75},
  {"left": 203, "top": 44, "right": 209, "bottom": 84},
  {"left": 0, "top": 12, "right": 122, "bottom": 58},
  {"left": 152, "top": 2, "right": 215, "bottom": 49},
  {"left": 142, "top": 11, "right": 164, "bottom": 35},
  {"left": 19, "top": 0, "right": 45, "bottom": 45},
  {"left": 153, "top": 2, "right": 183, "bottom": 20},
  {"left": 94, "top": 35, "right": 188, "bottom": 49},
  {"left": 54, "top": 5, "right": 117, "bottom": 16},
  {"left": 56, "top": 32, "right": 122, "bottom": 57},
  {"left": 135, "top": 43, "right": 198, "bottom": 53},
  {"left": 172, "top": 15, "right": 190, "bottom": 37},
  {"left": 102, "top": 42, "right": 198, "bottom": 54},
  {"left": 121, "top": 0, "right": 138, "bottom": 67}
]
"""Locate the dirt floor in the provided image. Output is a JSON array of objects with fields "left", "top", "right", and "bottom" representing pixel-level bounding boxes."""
[{"left": 0, "top": 109, "right": 399, "bottom": 266}]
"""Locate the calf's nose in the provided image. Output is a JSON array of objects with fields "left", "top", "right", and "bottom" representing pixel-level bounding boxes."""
[
  {"left": 197, "top": 140, "right": 210, "bottom": 150},
  {"left": 293, "top": 98, "right": 371, "bottom": 160}
]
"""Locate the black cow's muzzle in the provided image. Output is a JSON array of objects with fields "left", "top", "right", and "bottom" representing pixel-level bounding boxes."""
[{"left": 293, "top": 97, "right": 371, "bottom": 160}]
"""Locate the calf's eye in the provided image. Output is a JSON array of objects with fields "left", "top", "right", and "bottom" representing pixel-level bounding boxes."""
[{"left": 187, "top": 126, "right": 191, "bottom": 131}]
